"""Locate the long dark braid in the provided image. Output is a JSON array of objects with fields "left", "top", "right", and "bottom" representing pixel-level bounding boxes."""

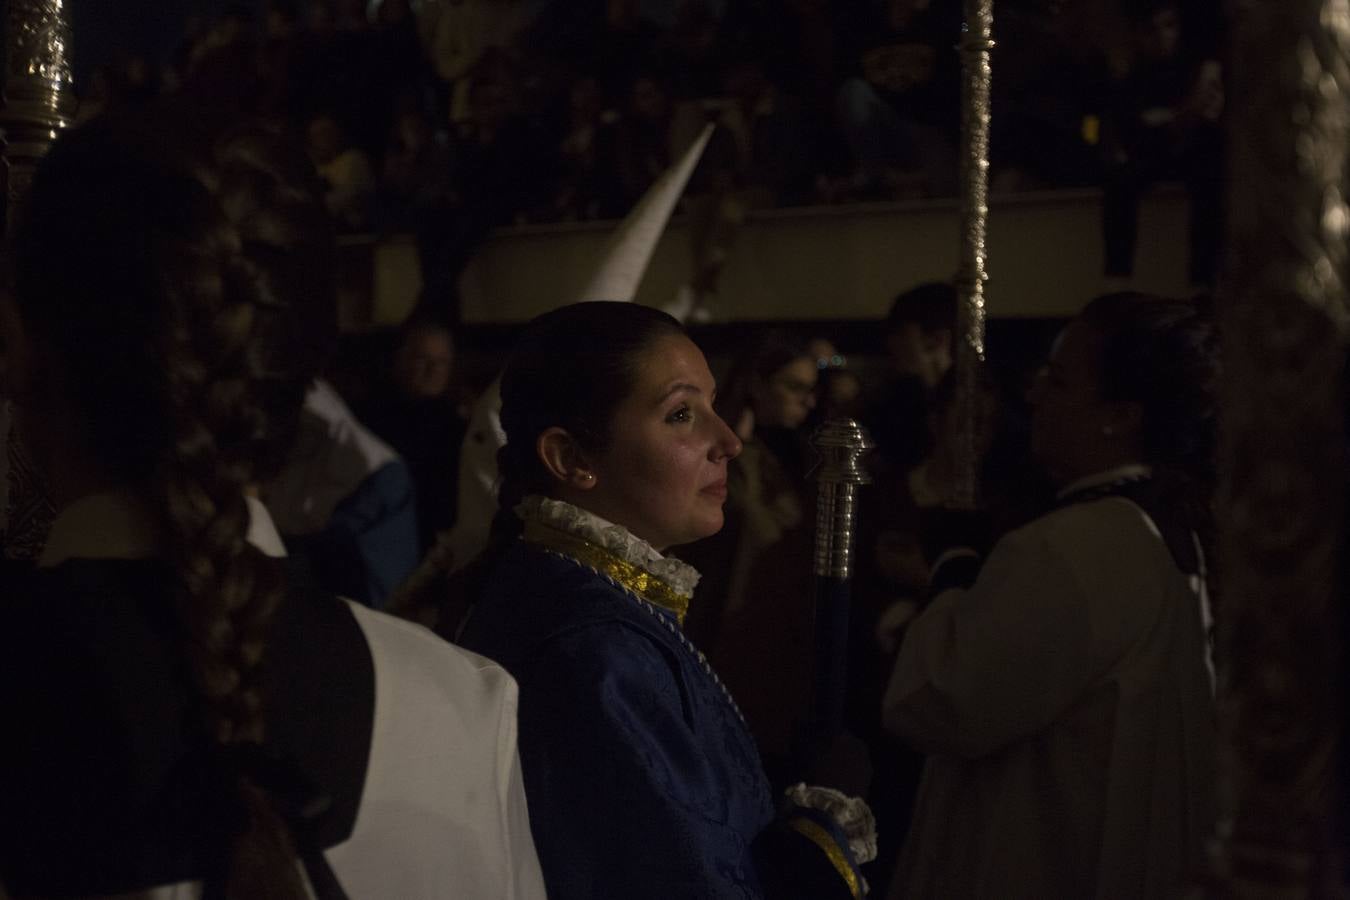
[
  {"left": 14, "top": 116, "right": 335, "bottom": 897},
  {"left": 153, "top": 192, "right": 304, "bottom": 898}
]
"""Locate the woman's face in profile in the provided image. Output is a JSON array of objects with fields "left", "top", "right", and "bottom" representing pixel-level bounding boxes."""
[
  {"left": 580, "top": 334, "right": 743, "bottom": 551},
  {"left": 753, "top": 356, "right": 818, "bottom": 431}
]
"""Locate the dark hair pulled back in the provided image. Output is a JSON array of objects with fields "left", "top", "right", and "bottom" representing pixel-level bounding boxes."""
[
  {"left": 432, "top": 304, "right": 686, "bottom": 639},
  {"left": 495, "top": 301, "right": 685, "bottom": 518},
  {"left": 14, "top": 113, "right": 336, "bottom": 899}
]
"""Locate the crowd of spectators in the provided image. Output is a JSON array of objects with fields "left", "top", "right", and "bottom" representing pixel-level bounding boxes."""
[{"left": 83, "top": 0, "right": 1222, "bottom": 273}]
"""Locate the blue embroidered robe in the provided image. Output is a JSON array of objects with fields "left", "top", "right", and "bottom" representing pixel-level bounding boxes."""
[{"left": 459, "top": 539, "right": 860, "bottom": 899}]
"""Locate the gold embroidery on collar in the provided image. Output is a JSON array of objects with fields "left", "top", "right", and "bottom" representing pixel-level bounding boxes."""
[{"left": 523, "top": 520, "right": 691, "bottom": 626}]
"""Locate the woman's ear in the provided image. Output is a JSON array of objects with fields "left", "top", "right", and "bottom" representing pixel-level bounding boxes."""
[{"left": 537, "top": 427, "right": 598, "bottom": 490}]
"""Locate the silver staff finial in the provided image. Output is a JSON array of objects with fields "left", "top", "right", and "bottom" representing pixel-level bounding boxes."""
[{"left": 811, "top": 419, "right": 873, "bottom": 580}]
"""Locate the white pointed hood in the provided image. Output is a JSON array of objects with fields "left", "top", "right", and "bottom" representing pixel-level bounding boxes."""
[
  {"left": 427, "top": 126, "right": 715, "bottom": 579},
  {"left": 574, "top": 122, "right": 714, "bottom": 304}
]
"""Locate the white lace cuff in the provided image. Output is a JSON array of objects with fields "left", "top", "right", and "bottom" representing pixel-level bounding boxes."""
[{"left": 785, "top": 783, "right": 878, "bottom": 865}]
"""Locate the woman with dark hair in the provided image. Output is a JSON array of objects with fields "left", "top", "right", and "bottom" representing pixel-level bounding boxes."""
[
  {"left": 716, "top": 329, "right": 820, "bottom": 445},
  {"left": 0, "top": 115, "right": 544, "bottom": 898},
  {"left": 456, "top": 302, "right": 876, "bottom": 899},
  {"left": 882, "top": 292, "right": 1218, "bottom": 899}
]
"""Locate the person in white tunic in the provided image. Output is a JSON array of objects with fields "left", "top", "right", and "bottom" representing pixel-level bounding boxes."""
[
  {"left": 0, "top": 113, "right": 544, "bottom": 899},
  {"left": 263, "top": 377, "right": 420, "bottom": 609},
  {"left": 883, "top": 292, "right": 1218, "bottom": 899}
]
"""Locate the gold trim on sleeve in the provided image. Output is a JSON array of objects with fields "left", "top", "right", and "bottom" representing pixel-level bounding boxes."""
[{"left": 787, "top": 817, "right": 863, "bottom": 899}]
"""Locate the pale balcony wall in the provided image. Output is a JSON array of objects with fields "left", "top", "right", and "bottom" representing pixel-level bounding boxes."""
[{"left": 348, "top": 186, "right": 1192, "bottom": 328}]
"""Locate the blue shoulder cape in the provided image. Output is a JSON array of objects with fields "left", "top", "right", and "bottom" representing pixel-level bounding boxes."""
[{"left": 459, "top": 540, "right": 865, "bottom": 900}]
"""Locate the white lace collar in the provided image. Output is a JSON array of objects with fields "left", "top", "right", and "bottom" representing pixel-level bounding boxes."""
[{"left": 514, "top": 495, "right": 701, "bottom": 598}]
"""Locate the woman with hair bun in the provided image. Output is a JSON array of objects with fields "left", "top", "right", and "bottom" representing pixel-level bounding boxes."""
[
  {"left": 457, "top": 301, "right": 876, "bottom": 899},
  {"left": 883, "top": 292, "right": 1219, "bottom": 899},
  {"left": 0, "top": 115, "right": 544, "bottom": 899}
]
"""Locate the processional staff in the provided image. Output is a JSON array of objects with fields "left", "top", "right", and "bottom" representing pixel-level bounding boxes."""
[
  {"left": 802, "top": 0, "right": 996, "bottom": 752},
  {"left": 805, "top": 420, "right": 873, "bottom": 744},
  {"left": 951, "top": 0, "right": 994, "bottom": 510},
  {"left": 0, "top": 0, "right": 74, "bottom": 233},
  {"left": 0, "top": 0, "right": 74, "bottom": 560}
]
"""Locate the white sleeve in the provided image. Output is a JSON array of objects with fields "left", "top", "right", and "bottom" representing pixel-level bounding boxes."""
[
  {"left": 882, "top": 520, "right": 1132, "bottom": 759},
  {"left": 500, "top": 743, "right": 547, "bottom": 898},
  {"left": 331, "top": 603, "right": 546, "bottom": 899},
  {"left": 489, "top": 642, "right": 546, "bottom": 898}
]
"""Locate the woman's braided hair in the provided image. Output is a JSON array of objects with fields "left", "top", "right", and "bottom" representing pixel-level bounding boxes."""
[{"left": 14, "top": 113, "right": 336, "bottom": 897}]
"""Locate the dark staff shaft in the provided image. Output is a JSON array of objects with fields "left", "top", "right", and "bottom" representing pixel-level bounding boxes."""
[
  {"left": 807, "top": 419, "right": 872, "bottom": 742},
  {"left": 811, "top": 481, "right": 860, "bottom": 738}
]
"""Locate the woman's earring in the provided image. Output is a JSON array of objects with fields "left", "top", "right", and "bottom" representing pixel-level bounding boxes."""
[{"left": 580, "top": 472, "right": 595, "bottom": 483}]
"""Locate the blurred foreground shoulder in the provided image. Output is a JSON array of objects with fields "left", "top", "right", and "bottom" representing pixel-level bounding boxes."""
[{"left": 333, "top": 603, "right": 547, "bottom": 900}]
